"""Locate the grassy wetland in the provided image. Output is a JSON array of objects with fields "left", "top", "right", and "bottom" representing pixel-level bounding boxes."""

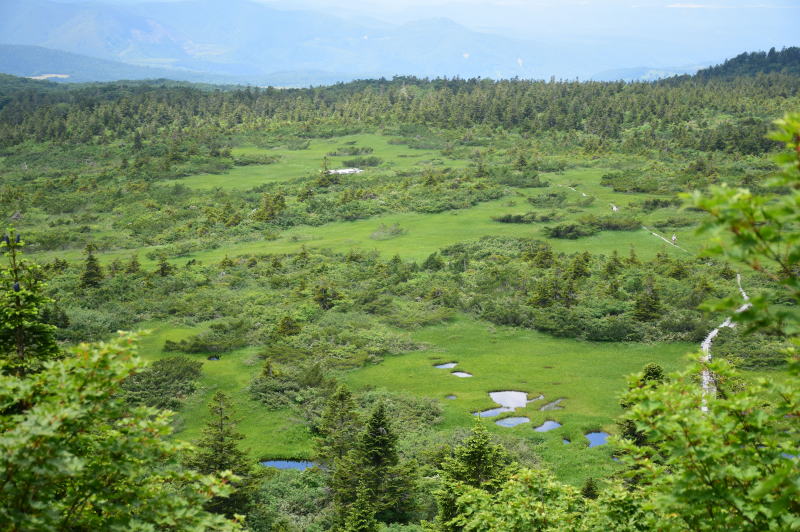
[{"left": 2, "top": 62, "right": 798, "bottom": 529}]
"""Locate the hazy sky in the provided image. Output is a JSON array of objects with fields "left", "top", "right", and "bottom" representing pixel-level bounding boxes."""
[
  {"left": 262, "top": 0, "right": 797, "bottom": 49},
  {"left": 52, "top": 0, "right": 798, "bottom": 69},
  {"left": 258, "top": 0, "right": 797, "bottom": 67}
]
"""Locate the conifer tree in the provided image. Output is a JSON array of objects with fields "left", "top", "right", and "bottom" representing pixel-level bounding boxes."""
[
  {"left": 316, "top": 384, "right": 361, "bottom": 465},
  {"left": 275, "top": 315, "right": 301, "bottom": 336},
  {"left": 633, "top": 276, "right": 661, "bottom": 321},
  {"left": 604, "top": 249, "right": 623, "bottom": 277},
  {"left": 332, "top": 403, "right": 416, "bottom": 525},
  {"left": 156, "top": 255, "right": 174, "bottom": 277},
  {"left": 581, "top": 477, "right": 599, "bottom": 499},
  {"left": 531, "top": 243, "right": 555, "bottom": 268},
  {"left": 343, "top": 482, "right": 379, "bottom": 532},
  {"left": 186, "top": 391, "right": 253, "bottom": 517},
  {"left": 627, "top": 245, "right": 641, "bottom": 265},
  {"left": 0, "top": 229, "right": 59, "bottom": 376},
  {"left": 568, "top": 251, "right": 591, "bottom": 279},
  {"left": 125, "top": 254, "right": 141, "bottom": 274},
  {"left": 433, "top": 422, "right": 516, "bottom": 531},
  {"left": 80, "top": 244, "right": 103, "bottom": 288}
]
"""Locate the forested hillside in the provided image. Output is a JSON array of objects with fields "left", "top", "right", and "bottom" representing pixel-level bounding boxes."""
[
  {"left": 1, "top": 62, "right": 798, "bottom": 531},
  {"left": 694, "top": 46, "right": 800, "bottom": 79}
]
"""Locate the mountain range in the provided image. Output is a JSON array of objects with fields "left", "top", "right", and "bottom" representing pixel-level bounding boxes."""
[{"left": 0, "top": 0, "right": 745, "bottom": 85}]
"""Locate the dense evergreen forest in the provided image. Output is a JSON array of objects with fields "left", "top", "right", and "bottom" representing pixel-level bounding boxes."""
[{"left": 1, "top": 55, "right": 799, "bottom": 531}]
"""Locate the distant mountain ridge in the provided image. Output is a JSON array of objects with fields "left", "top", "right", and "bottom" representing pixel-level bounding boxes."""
[
  {"left": 0, "top": 0, "right": 552, "bottom": 83},
  {"left": 0, "top": 0, "right": 795, "bottom": 86},
  {"left": 0, "top": 45, "right": 239, "bottom": 84}
]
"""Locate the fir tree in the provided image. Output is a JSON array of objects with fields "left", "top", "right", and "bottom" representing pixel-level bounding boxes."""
[
  {"left": 332, "top": 403, "right": 417, "bottom": 525},
  {"left": 316, "top": 384, "right": 361, "bottom": 465},
  {"left": 633, "top": 276, "right": 661, "bottom": 321},
  {"left": 0, "top": 229, "right": 60, "bottom": 376},
  {"left": 627, "top": 245, "right": 641, "bottom": 265},
  {"left": 313, "top": 283, "right": 341, "bottom": 310},
  {"left": 185, "top": 391, "right": 253, "bottom": 517},
  {"left": 581, "top": 477, "right": 599, "bottom": 499},
  {"left": 422, "top": 252, "right": 445, "bottom": 271},
  {"left": 275, "top": 315, "right": 301, "bottom": 336},
  {"left": 531, "top": 243, "right": 555, "bottom": 268},
  {"left": 433, "top": 422, "right": 516, "bottom": 531},
  {"left": 567, "top": 251, "right": 591, "bottom": 279},
  {"left": 604, "top": 249, "right": 623, "bottom": 277},
  {"left": 343, "top": 483, "right": 378, "bottom": 532},
  {"left": 156, "top": 255, "right": 174, "bottom": 277},
  {"left": 108, "top": 258, "right": 123, "bottom": 277},
  {"left": 125, "top": 254, "right": 141, "bottom": 274},
  {"left": 80, "top": 244, "right": 104, "bottom": 288}
]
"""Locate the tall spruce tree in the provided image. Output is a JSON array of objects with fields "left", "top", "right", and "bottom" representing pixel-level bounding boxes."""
[
  {"left": 433, "top": 422, "right": 516, "bottom": 531},
  {"left": 80, "top": 244, "right": 103, "bottom": 288},
  {"left": 343, "top": 482, "right": 379, "bottom": 532},
  {"left": 315, "top": 384, "right": 361, "bottom": 465},
  {"left": 633, "top": 276, "right": 661, "bottom": 321},
  {"left": 186, "top": 391, "right": 254, "bottom": 517},
  {"left": 0, "top": 229, "right": 59, "bottom": 376},
  {"left": 331, "top": 403, "right": 417, "bottom": 526}
]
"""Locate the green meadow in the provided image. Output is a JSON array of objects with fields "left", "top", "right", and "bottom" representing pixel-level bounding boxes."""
[
  {"left": 138, "top": 313, "right": 694, "bottom": 484},
  {"left": 26, "top": 131, "right": 744, "bottom": 484},
  {"left": 35, "top": 164, "right": 704, "bottom": 267},
  {"left": 164, "top": 133, "right": 470, "bottom": 191}
]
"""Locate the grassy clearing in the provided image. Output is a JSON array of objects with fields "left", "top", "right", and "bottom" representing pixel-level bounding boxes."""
[
  {"left": 137, "top": 324, "right": 315, "bottom": 461},
  {"left": 137, "top": 314, "right": 692, "bottom": 484},
  {"left": 163, "top": 133, "right": 470, "bottom": 191},
  {"left": 343, "top": 314, "right": 691, "bottom": 484},
  {"left": 37, "top": 167, "right": 706, "bottom": 267}
]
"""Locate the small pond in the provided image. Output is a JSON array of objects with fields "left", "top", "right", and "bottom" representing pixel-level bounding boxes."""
[
  {"left": 490, "top": 391, "right": 529, "bottom": 409},
  {"left": 534, "top": 420, "right": 562, "bottom": 432},
  {"left": 207, "top": 356, "right": 220, "bottom": 361},
  {"left": 562, "top": 438, "right": 570, "bottom": 444},
  {"left": 445, "top": 395, "right": 457, "bottom": 400},
  {"left": 496, "top": 417, "right": 530, "bottom": 427},
  {"left": 435, "top": 362, "right": 457, "bottom": 369},
  {"left": 260, "top": 460, "right": 315, "bottom": 470},
  {"left": 474, "top": 391, "right": 537, "bottom": 417},
  {"left": 474, "top": 407, "right": 509, "bottom": 418},
  {"left": 585, "top": 432, "right": 610, "bottom": 448},
  {"left": 452, "top": 371, "right": 472, "bottom": 378}
]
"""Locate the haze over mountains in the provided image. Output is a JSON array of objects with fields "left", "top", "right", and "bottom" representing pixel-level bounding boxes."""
[{"left": 0, "top": 0, "right": 796, "bottom": 85}]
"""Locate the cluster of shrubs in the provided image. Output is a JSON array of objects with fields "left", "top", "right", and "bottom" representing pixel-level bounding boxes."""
[
  {"left": 491, "top": 211, "right": 562, "bottom": 224},
  {"left": 543, "top": 214, "right": 641, "bottom": 239},
  {"left": 327, "top": 146, "right": 374, "bottom": 156}
]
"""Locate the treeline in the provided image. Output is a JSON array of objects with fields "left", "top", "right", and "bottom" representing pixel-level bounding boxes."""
[{"left": 1, "top": 71, "right": 797, "bottom": 154}]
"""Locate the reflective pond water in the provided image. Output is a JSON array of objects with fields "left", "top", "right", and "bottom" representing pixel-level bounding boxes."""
[
  {"left": 435, "top": 362, "right": 457, "bottom": 369},
  {"left": 451, "top": 371, "right": 472, "bottom": 378},
  {"left": 585, "top": 432, "right": 610, "bottom": 447},
  {"left": 474, "top": 391, "right": 534, "bottom": 417},
  {"left": 260, "top": 460, "right": 315, "bottom": 470},
  {"left": 496, "top": 417, "right": 530, "bottom": 427},
  {"left": 533, "top": 420, "right": 562, "bottom": 432}
]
